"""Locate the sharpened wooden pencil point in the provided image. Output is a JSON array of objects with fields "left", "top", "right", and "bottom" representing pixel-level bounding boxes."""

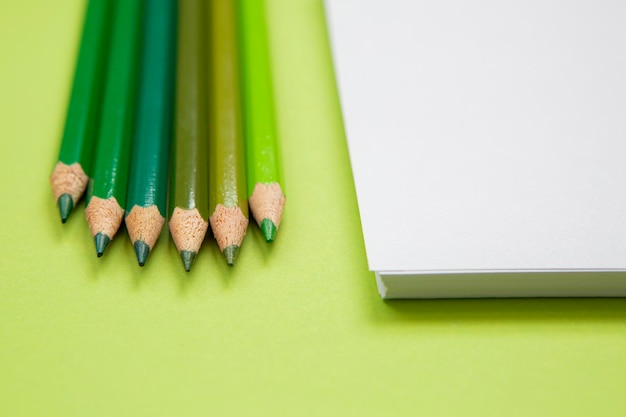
[
  {"left": 50, "top": 162, "right": 89, "bottom": 222},
  {"left": 209, "top": 205, "right": 248, "bottom": 264},
  {"left": 58, "top": 194, "right": 73, "bottom": 224},
  {"left": 126, "top": 206, "right": 165, "bottom": 265},
  {"left": 85, "top": 196, "right": 125, "bottom": 241},
  {"left": 134, "top": 240, "right": 150, "bottom": 266},
  {"left": 94, "top": 232, "right": 110, "bottom": 257},
  {"left": 180, "top": 250, "right": 196, "bottom": 272},
  {"left": 249, "top": 183, "right": 285, "bottom": 241},
  {"left": 260, "top": 219, "right": 277, "bottom": 243},
  {"left": 169, "top": 208, "right": 208, "bottom": 268},
  {"left": 223, "top": 245, "right": 239, "bottom": 266}
]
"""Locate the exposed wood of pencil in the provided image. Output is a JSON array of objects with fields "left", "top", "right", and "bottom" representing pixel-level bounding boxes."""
[
  {"left": 169, "top": 0, "right": 209, "bottom": 271},
  {"left": 125, "top": 0, "right": 176, "bottom": 266},
  {"left": 208, "top": 0, "right": 249, "bottom": 266},
  {"left": 51, "top": 0, "right": 113, "bottom": 222},
  {"left": 86, "top": 0, "right": 142, "bottom": 256},
  {"left": 238, "top": 0, "right": 285, "bottom": 242},
  {"left": 169, "top": 208, "right": 209, "bottom": 254}
]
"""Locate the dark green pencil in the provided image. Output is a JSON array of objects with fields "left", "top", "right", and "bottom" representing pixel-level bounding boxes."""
[{"left": 125, "top": 0, "right": 176, "bottom": 266}]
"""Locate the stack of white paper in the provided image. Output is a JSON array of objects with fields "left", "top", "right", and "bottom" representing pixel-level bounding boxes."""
[{"left": 326, "top": 0, "right": 626, "bottom": 298}]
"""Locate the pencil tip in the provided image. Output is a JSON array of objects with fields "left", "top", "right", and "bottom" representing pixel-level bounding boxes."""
[
  {"left": 260, "top": 219, "right": 277, "bottom": 242},
  {"left": 134, "top": 241, "right": 150, "bottom": 266},
  {"left": 94, "top": 233, "right": 110, "bottom": 257},
  {"left": 223, "top": 245, "right": 240, "bottom": 266},
  {"left": 180, "top": 250, "right": 196, "bottom": 272},
  {"left": 58, "top": 194, "right": 73, "bottom": 223}
]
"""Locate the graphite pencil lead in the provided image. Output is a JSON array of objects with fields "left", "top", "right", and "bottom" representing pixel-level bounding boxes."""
[
  {"left": 134, "top": 240, "right": 150, "bottom": 266},
  {"left": 180, "top": 250, "right": 196, "bottom": 272},
  {"left": 94, "top": 232, "right": 110, "bottom": 257},
  {"left": 58, "top": 194, "right": 74, "bottom": 224},
  {"left": 260, "top": 218, "right": 277, "bottom": 243}
]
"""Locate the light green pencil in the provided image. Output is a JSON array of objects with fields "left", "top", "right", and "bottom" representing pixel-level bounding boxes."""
[{"left": 238, "top": 0, "right": 285, "bottom": 243}]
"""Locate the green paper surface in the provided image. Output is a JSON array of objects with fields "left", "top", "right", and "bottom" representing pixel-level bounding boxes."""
[{"left": 1, "top": 1, "right": 626, "bottom": 416}]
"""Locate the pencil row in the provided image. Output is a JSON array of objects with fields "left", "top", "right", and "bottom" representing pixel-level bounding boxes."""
[{"left": 49, "top": 0, "right": 285, "bottom": 271}]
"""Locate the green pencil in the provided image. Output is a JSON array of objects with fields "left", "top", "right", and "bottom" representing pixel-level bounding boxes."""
[
  {"left": 238, "top": 0, "right": 286, "bottom": 243},
  {"left": 125, "top": 0, "right": 176, "bottom": 266},
  {"left": 50, "top": 0, "right": 113, "bottom": 223},
  {"left": 85, "top": 0, "right": 143, "bottom": 257},
  {"left": 168, "top": 0, "right": 209, "bottom": 272},
  {"left": 208, "top": 0, "right": 249, "bottom": 266}
]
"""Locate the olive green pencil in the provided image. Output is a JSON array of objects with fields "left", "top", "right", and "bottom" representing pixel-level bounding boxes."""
[
  {"left": 125, "top": 0, "right": 176, "bottom": 266},
  {"left": 238, "top": 0, "right": 285, "bottom": 243},
  {"left": 85, "top": 0, "right": 143, "bottom": 257},
  {"left": 168, "top": 0, "right": 209, "bottom": 272},
  {"left": 208, "top": 0, "right": 249, "bottom": 266},
  {"left": 50, "top": 0, "right": 113, "bottom": 223}
]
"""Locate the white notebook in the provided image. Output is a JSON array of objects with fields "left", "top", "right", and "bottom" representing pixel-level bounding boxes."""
[{"left": 326, "top": 0, "right": 626, "bottom": 298}]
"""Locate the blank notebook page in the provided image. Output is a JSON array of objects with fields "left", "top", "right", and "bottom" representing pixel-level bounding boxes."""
[{"left": 326, "top": 0, "right": 626, "bottom": 274}]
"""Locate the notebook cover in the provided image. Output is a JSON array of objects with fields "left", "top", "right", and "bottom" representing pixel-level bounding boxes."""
[{"left": 326, "top": 0, "right": 626, "bottom": 294}]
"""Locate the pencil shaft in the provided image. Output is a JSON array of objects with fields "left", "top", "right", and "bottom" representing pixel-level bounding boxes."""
[
  {"left": 88, "top": 0, "right": 142, "bottom": 206},
  {"left": 125, "top": 0, "right": 176, "bottom": 264},
  {"left": 170, "top": 0, "right": 209, "bottom": 217},
  {"left": 50, "top": 0, "right": 114, "bottom": 221},
  {"left": 57, "top": 0, "right": 113, "bottom": 170},
  {"left": 208, "top": 0, "right": 248, "bottom": 213},
  {"left": 168, "top": 0, "right": 210, "bottom": 268},
  {"left": 238, "top": 0, "right": 282, "bottom": 191},
  {"left": 208, "top": 0, "right": 249, "bottom": 262},
  {"left": 237, "top": 0, "right": 285, "bottom": 242},
  {"left": 126, "top": 0, "right": 176, "bottom": 215}
]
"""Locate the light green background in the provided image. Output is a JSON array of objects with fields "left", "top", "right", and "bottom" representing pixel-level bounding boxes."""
[{"left": 1, "top": 1, "right": 626, "bottom": 416}]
